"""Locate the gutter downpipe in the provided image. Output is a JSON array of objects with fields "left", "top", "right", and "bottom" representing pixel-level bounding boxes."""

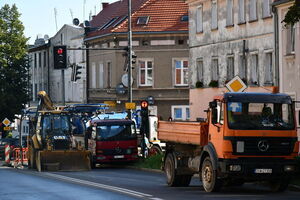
[
  {"left": 272, "top": 5, "right": 280, "bottom": 88},
  {"left": 85, "top": 42, "right": 90, "bottom": 103}
]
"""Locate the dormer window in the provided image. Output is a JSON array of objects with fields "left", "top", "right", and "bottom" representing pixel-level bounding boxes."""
[
  {"left": 100, "top": 17, "right": 118, "bottom": 30},
  {"left": 181, "top": 15, "right": 188, "bottom": 22},
  {"left": 137, "top": 16, "right": 150, "bottom": 25}
]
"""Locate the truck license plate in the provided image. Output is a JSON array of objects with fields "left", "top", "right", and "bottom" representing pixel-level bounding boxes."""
[
  {"left": 254, "top": 169, "right": 272, "bottom": 174},
  {"left": 114, "top": 155, "right": 124, "bottom": 159}
]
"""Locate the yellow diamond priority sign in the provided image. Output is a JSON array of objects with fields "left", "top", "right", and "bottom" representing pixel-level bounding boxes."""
[
  {"left": 225, "top": 76, "right": 247, "bottom": 92},
  {"left": 2, "top": 118, "right": 11, "bottom": 127}
]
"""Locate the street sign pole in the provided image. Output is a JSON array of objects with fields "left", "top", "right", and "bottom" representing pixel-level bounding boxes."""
[
  {"left": 62, "top": 69, "right": 65, "bottom": 105},
  {"left": 128, "top": 0, "right": 133, "bottom": 119}
]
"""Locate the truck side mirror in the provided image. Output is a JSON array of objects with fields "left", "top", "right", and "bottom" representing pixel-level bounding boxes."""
[
  {"left": 211, "top": 108, "right": 218, "bottom": 124},
  {"left": 209, "top": 101, "right": 217, "bottom": 108}
]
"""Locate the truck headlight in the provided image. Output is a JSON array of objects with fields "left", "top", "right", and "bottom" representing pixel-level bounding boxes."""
[
  {"left": 229, "top": 165, "right": 242, "bottom": 172},
  {"left": 284, "top": 165, "right": 295, "bottom": 172}
]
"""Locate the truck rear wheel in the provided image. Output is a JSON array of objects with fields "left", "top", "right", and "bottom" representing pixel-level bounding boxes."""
[
  {"left": 164, "top": 153, "right": 192, "bottom": 187},
  {"left": 201, "top": 157, "right": 222, "bottom": 192}
]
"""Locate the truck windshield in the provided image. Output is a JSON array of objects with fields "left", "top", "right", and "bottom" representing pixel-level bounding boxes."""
[
  {"left": 42, "top": 114, "right": 70, "bottom": 136},
  {"left": 96, "top": 124, "right": 136, "bottom": 141},
  {"left": 227, "top": 102, "right": 294, "bottom": 130}
]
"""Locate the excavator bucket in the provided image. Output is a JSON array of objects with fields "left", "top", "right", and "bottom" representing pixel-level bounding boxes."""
[{"left": 37, "top": 150, "right": 91, "bottom": 171}]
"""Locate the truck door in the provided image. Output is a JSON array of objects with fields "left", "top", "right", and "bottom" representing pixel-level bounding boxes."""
[{"left": 209, "top": 100, "right": 224, "bottom": 158}]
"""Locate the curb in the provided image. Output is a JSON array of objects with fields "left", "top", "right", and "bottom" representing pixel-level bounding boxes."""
[
  {"left": 289, "top": 184, "right": 300, "bottom": 191},
  {"left": 126, "top": 166, "right": 163, "bottom": 174}
]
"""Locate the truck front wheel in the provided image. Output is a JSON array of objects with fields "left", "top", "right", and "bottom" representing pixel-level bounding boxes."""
[
  {"left": 269, "top": 178, "right": 290, "bottom": 192},
  {"left": 201, "top": 157, "right": 222, "bottom": 192},
  {"left": 164, "top": 153, "right": 192, "bottom": 187}
]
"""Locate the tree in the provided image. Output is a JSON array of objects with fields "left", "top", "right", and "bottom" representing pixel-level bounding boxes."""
[
  {"left": 283, "top": 1, "right": 300, "bottom": 25},
  {"left": 0, "top": 4, "right": 29, "bottom": 123}
]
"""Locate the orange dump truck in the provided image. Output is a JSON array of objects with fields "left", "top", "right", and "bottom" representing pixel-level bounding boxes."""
[{"left": 158, "top": 92, "right": 299, "bottom": 192}]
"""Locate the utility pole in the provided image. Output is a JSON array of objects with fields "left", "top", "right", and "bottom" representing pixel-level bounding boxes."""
[{"left": 128, "top": 0, "right": 133, "bottom": 119}]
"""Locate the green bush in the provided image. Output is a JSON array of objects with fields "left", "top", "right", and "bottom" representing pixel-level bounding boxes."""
[
  {"left": 208, "top": 80, "right": 219, "bottom": 88},
  {"left": 195, "top": 81, "right": 203, "bottom": 88},
  {"left": 134, "top": 154, "right": 164, "bottom": 170}
]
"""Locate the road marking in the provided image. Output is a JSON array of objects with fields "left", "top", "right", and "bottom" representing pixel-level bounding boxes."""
[{"left": 44, "top": 172, "right": 156, "bottom": 198}]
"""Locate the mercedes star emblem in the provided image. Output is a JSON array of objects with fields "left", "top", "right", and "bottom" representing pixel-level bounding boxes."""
[{"left": 257, "top": 140, "right": 269, "bottom": 152}]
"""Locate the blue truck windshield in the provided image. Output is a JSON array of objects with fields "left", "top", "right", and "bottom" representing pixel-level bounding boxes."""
[{"left": 227, "top": 102, "right": 295, "bottom": 130}]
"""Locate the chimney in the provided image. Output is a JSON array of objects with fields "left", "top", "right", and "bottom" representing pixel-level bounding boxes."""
[
  {"left": 92, "top": 15, "right": 96, "bottom": 20},
  {"left": 102, "top": 2, "right": 109, "bottom": 9}
]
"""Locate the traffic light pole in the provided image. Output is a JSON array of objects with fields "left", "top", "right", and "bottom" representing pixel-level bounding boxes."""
[
  {"left": 62, "top": 69, "right": 65, "bottom": 105},
  {"left": 128, "top": 0, "right": 133, "bottom": 119}
]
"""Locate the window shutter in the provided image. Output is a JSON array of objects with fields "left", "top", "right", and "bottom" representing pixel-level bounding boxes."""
[
  {"left": 250, "top": 55, "right": 258, "bottom": 84},
  {"left": 211, "top": 59, "right": 219, "bottom": 81},
  {"left": 249, "top": 0, "right": 257, "bottom": 21},
  {"left": 196, "top": 5, "right": 203, "bottom": 33},
  {"left": 211, "top": 1, "right": 218, "bottom": 30},
  {"left": 227, "top": 57, "right": 234, "bottom": 80},
  {"left": 263, "top": 0, "right": 271, "bottom": 18},
  {"left": 226, "top": 0, "right": 233, "bottom": 26},
  {"left": 196, "top": 59, "right": 203, "bottom": 82},
  {"left": 238, "top": 0, "right": 245, "bottom": 23}
]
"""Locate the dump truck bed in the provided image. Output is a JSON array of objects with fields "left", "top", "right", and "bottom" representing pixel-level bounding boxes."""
[{"left": 157, "top": 121, "right": 209, "bottom": 146}]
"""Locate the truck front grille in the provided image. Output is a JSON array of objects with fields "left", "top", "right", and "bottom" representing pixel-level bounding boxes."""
[{"left": 227, "top": 137, "right": 296, "bottom": 156}]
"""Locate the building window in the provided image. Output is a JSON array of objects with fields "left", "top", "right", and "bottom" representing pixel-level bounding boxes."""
[
  {"left": 137, "top": 16, "right": 150, "bottom": 25},
  {"left": 174, "top": 59, "right": 189, "bottom": 86},
  {"left": 196, "top": 5, "right": 203, "bottom": 33},
  {"left": 43, "top": 51, "right": 46, "bottom": 67},
  {"left": 196, "top": 58, "right": 204, "bottom": 83},
  {"left": 34, "top": 53, "right": 37, "bottom": 68},
  {"left": 226, "top": 0, "right": 234, "bottom": 26},
  {"left": 264, "top": 52, "right": 273, "bottom": 85},
  {"left": 34, "top": 83, "right": 37, "bottom": 100},
  {"left": 139, "top": 59, "right": 153, "bottom": 86},
  {"left": 99, "top": 63, "right": 104, "bottom": 88},
  {"left": 250, "top": 54, "right": 259, "bottom": 85},
  {"left": 211, "top": 0, "right": 218, "bottom": 30},
  {"left": 227, "top": 56, "right": 234, "bottom": 81},
  {"left": 38, "top": 52, "right": 41, "bottom": 68},
  {"left": 211, "top": 58, "right": 219, "bottom": 81},
  {"left": 238, "top": 0, "right": 245, "bottom": 24},
  {"left": 249, "top": 0, "right": 257, "bottom": 21},
  {"left": 107, "top": 62, "right": 112, "bottom": 88},
  {"left": 286, "top": 24, "right": 295, "bottom": 54},
  {"left": 239, "top": 55, "right": 246, "bottom": 80},
  {"left": 91, "top": 62, "right": 96, "bottom": 88},
  {"left": 172, "top": 105, "right": 190, "bottom": 121},
  {"left": 262, "top": 0, "right": 272, "bottom": 18}
]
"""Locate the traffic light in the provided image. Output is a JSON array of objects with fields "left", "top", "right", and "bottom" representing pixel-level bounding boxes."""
[
  {"left": 132, "top": 51, "right": 137, "bottom": 65},
  {"left": 53, "top": 45, "right": 67, "bottom": 69},
  {"left": 71, "top": 64, "right": 82, "bottom": 82},
  {"left": 140, "top": 100, "right": 149, "bottom": 120}
]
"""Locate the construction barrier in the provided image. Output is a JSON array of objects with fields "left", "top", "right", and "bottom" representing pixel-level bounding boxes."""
[
  {"left": 13, "top": 147, "right": 28, "bottom": 167},
  {"left": 4, "top": 144, "right": 10, "bottom": 165}
]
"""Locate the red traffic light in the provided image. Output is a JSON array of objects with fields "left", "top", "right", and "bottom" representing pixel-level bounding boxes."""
[
  {"left": 57, "top": 48, "right": 63, "bottom": 55},
  {"left": 141, "top": 100, "right": 148, "bottom": 108}
]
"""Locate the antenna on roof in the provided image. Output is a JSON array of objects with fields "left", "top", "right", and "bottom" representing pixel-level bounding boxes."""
[
  {"left": 54, "top": 8, "right": 58, "bottom": 31},
  {"left": 83, "top": 0, "right": 86, "bottom": 20},
  {"left": 69, "top": 9, "right": 74, "bottom": 22}
]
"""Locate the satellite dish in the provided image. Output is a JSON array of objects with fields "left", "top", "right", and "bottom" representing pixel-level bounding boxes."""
[
  {"left": 44, "top": 34, "right": 49, "bottom": 40},
  {"left": 73, "top": 18, "right": 80, "bottom": 26},
  {"left": 121, "top": 74, "right": 133, "bottom": 88},
  {"left": 83, "top": 20, "right": 91, "bottom": 27},
  {"left": 116, "top": 83, "right": 126, "bottom": 95}
]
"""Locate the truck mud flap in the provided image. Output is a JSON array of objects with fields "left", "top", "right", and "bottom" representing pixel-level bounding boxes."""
[{"left": 39, "top": 150, "right": 91, "bottom": 171}]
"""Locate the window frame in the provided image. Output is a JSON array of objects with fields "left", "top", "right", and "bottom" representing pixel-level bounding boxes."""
[
  {"left": 171, "top": 105, "right": 190, "bottom": 121},
  {"left": 173, "top": 58, "right": 189, "bottom": 86},
  {"left": 138, "top": 58, "right": 153, "bottom": 87}
]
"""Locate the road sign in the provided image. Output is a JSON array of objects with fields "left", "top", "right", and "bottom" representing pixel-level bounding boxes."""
[
  {"left": 225, "top": 76, "right": 247, "bottom": 92},
  {"left": 104, "top": 101, "right": 116, "bottom": 107},
  {"left": 3, "top": 127, "right": 12, "bottom": 131},
  {"left": 125, "top": 102, "right": 136, "bottom": 110},
  {"left": 2, "top": 118, "right": 11, "bottom": 127}
]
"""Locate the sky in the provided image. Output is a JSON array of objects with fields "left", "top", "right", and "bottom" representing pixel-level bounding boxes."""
[{"left": 0, "top": 0, "right": 118, "bottom": 44}]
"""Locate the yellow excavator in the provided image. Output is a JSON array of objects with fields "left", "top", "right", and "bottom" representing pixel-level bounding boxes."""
[{"left": 27, "top": 91, "right": 91, "bottom": 171}]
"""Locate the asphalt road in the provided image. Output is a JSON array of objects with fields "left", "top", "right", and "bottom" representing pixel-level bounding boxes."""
[{"left": 0, "top": 163, "right": 300, "bottom": 200}]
